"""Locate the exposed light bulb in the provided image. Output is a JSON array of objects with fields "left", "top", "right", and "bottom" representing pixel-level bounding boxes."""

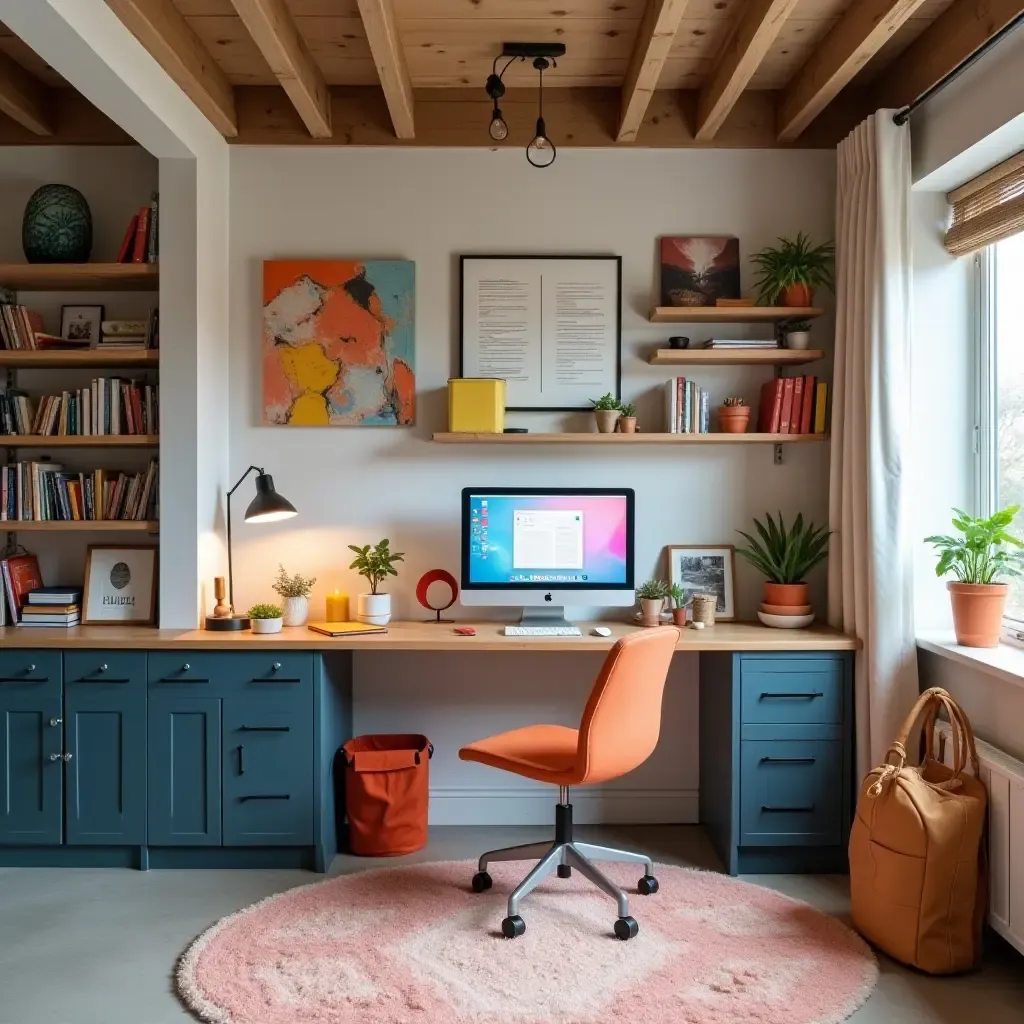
[
  {"left": 526, "top": 117, "right": 556, "bottom": 167},
  {"left": 489, "top": 107, "right": 508, "bottom": 141}
]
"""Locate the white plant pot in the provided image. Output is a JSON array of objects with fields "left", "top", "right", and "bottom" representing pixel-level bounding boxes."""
[
  {"left": 251, "top": 617, "right": 283, "bottom": 634},
  {"left": 357, "top": 592, "right": 391, "bottom": 626},
  {"left": 282, "top": 595, "right": 309, "bottom": 627},
  {"left": 786, "top": 330, "right": 811, "bottom": 350}
]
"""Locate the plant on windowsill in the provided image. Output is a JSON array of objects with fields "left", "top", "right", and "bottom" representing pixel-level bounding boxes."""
[
  {"left": 349, "top": 539, "right": 405, "bottom": 626},
  {"left": 751, "top": 233, "right": 835, "bottom": 307},
  {"left": 591, "top": 393, "right": 621, "bottom": 434},
  {"left": 925, "top": 506, "right": 1024, "bottom": 648},
  {"left": 668, "top": 582, "right": 689, "bottom": 627},
  {"left": 248, "top": 603, "right": 283, "bottom": 634},
  {"left": 636, "top": 578, "right": 669, "bottom": 627},
  {"left": 617, "top": 401, "right": 638, "bottom": 434},
  {"left": 272, "top": 564, "right": 317, "bottom": 627}
]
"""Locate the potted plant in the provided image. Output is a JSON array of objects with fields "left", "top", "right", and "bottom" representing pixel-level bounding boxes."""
[
  {"left": 248, "top": 603, "right": 283, "bottom": 634},
  {"left": 617, "top": 401, "right": 638, "bottom": 434},
  {"left": 668, "top": 583, "right": 688, "bottom": 626},
  {"left": 751, "top": 233, "right": 835, "bottom": 307},
  {"left": 925, "top": 506, "right": 1024, "bottom": 647},
  {"left": 591, "top": 393, "right": 621, "bottom": 434},
  {"left": 784, "top": 320, "right": 812, "bottom": 350},
  {"left": 636, "top": 578, "right": 668, "bottom": 627},
  {"left": 718, "top": 396, "right": 750, "bottom": 433},
  {"left": 272, "top": 564, "right": 317, "bottom": 626},
  {"left": 349, "top": 539, "right": 405, "bottom": 625},
  {"left": 736, "top": 512, "right": 830, "bottom": 610}
]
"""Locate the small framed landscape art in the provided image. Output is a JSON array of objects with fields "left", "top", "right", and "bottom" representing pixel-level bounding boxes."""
[
  {"left": 667, "top": 545, "right": 736, "bottom": 620},
  {"left": 60, "top": 304, "right": 103, "bottom": 344},
  {"left": 659, "top": 237, "right": 740, "bottom": 307},
  {"left": 83, "top": 545, "right": 157, "bottom": 625}
]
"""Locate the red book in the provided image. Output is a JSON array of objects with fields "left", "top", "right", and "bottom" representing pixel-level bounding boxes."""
[
  {"left": 799, "top": 375, "right": 816, "bottom": 434},
  {"left": 117, "top": 214, "right": 138, "bottom": 263},
  {"left": 792, "top": 376, "right": 804, "bottom": 435},
  {"left": 758, "top": 379, "right": 784, "bottom": 433},
  {"left": 2, "top": 553, "right": 43, "bottom": 622},
  {"left": 132, "top": 207, "right": 150, "bottom": 263},
  {"left": 779, "top": 378, "right": 796, "bottom": 434}
]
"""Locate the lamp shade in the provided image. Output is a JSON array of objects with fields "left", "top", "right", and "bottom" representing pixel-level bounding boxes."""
[{"left": 244, "top": 473, "right": 297, "bottom": 523}]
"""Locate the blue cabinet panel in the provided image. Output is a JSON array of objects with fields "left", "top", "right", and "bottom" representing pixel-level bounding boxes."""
[
  {"left": 148, "top": 653, "right": 222, "bottom": 688},
  {"left": 221, "top": 653, "right": 313, "bottom": 693},
  {"left": 65, "top": 652, "right": 146, "bottom": 686},
  {"left": 740, "top": 658, "right": 843, "bottom": 725},
  {"left": 148, "top": 694, "right": 221, "bottom": 846},
  {"left": 0, "top": 651, "right": 61, "bottom": 696},
  {"left": 0, "top": 689, "right": 62, "bottom": 844},
  {"left": 65, "top": 675, "right": 146, "bottom": 845}
]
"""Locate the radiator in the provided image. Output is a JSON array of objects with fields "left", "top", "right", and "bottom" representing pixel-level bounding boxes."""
[{"left": 936, "top": 722, "right": 1024, "bottom": 956}]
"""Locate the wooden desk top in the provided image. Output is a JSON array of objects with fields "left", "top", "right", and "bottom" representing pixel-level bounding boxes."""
[{"left": 0, "top": 621, "right": 859, "bottom": 652}]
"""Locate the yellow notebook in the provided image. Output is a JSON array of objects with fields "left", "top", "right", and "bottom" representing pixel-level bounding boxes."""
[
  {"left": 307, "top": 621, "right": 387, "bottom": 637},
  {"left": 814, "top": 382, "right": 828, "bottom": 434}
]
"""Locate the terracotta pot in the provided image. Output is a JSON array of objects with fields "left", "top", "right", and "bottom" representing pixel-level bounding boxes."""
[
  {"left": 780, "top": 283, "right": 813, "bottom": 307},
  {"left": 672, "top": 606, "right": 688, "bottom": 627},
  {"left": 763, "top": 582, "right": 809, "bottom": 607},
  {"left": 639, "top": 597, "right": 664, "bottom": 627},
  {"left": 618, "top": 416, "right": 637, "bottom": 434},
  {"left": 948, "top": 582, "right": 1007, "bottom": 648},
  {"left": 718, "top": 406, "right": 750, "bottom": 433},
  {"left": 594, "top": 409, "right": 621, "bottom": 434}
]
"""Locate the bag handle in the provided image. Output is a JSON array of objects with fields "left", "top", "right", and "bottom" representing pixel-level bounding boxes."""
[{"left": 922, "top": 691, "right": 980, "bottom": 779}]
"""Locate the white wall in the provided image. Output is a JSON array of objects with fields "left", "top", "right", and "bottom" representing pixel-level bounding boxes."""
[{"left": 228, "top": 146, "right": 836, "bottom": 823}]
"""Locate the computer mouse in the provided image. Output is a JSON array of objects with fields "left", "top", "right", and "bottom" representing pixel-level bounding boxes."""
[{"left": 591, "top": 627, "right": 612, "bottom": 637}]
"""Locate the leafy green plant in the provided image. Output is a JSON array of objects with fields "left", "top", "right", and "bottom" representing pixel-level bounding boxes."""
[
  {"left": 248, "top": 603, "right": 282, "bottom": 619},
  {"left": 786, "top": 320, "right": 812, "bottom": 333},
  {"left": 591, "top": 393, "right": 620, "bottom": 411},
  {"left": 636, "top": 579, "right": 669, "bottom": 600},
  {"left": 736, "top": 512, "right": 830, "bottom": 584},
  {"left": 925, "top": 506, "right": 1024, "bottom": 584},
  {"left": 668, "top": 582, "right": 688, "bottom": 607},
  {"left": 751, "top": 233, "right": 835, "bottom": 304},
  {"left": 272, "top": 564, "right": 317, "bottom": 599},
  {"left": 348, "top": 539, "right": 405, "bottom": 595},
  {"left": 619, "top": 401, "right": 637, "bottom": 417}
]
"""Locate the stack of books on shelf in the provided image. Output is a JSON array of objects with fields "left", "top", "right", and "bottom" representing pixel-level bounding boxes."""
[
  {"left": 758, "top": 376, "right": 828, "bottom": 435},
  {"left": 19, "top": 586, "right": 83, "bottom": 628},
  {"left": 0, "top": 458, "right": 158, "bottom": 522},
  {"left": 0, "top": 303, "right": 44, "bottom": 350},
  {"left": 116, "top": 192, "right": 159, "bottom": 264},
  {"left": 0, "top": 378, "right": 158, "bottom": 436},
  {"left": 99, "top": 313, "right": 159, "bottom": 350},
  {"left": 664, "top": 377, "right": 710, "bottom": 434},
  {"left": 701, "top": 338, "right": 779, "bottom": 350}
]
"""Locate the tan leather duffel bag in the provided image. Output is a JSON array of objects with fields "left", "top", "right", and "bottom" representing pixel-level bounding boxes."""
[{"left": 849, "top": 687, "right": 987, "bottom": 974}]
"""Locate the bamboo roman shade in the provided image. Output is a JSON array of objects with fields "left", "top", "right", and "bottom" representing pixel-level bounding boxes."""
[{"left": 944, "top": 152, "right": 1024, "bottom": 257}]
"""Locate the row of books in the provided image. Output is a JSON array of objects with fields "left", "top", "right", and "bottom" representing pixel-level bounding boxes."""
[
  {"left": 664, "top": 378, "right": 711, "bottom": 434},
  {"left": 0, "top": 551, "right": 81, "bottom": 627},
  {"left": 0, "top": 459, "right": 158, "bottom": 522},
  {"left": 116, "top": 193, "right": 159, "bottom": 264},
  {"left": 0, "top": 379, "right": 158, "bottom": 437},
  {"left": 701, "top": 339, "right": 778, "bottom": 350},
  {"left": 758, "top": 376, "right": 828, "bottom": 434},
  {"left": 0, "top": 304, "right": 43, "bottom": 350}
]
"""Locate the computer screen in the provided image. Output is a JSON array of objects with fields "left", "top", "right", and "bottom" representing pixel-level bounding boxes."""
[{"left": 461, "top": 488, "right": 634, "bottom": 590}]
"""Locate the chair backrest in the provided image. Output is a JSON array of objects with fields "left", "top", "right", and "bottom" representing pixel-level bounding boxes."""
[{"left": 575, "top": 627, "right": 680, "bottom": 786}]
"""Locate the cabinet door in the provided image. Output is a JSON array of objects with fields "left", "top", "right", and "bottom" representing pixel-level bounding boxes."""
[
  {"left": 0, "top": 686, "right": 63, "bottom": 845},
  {"left": 148, "top": 694, "right": 221, "bottom": 846},
  {"left": 64, "top": 657, "right": 147, "bottom": 845}
]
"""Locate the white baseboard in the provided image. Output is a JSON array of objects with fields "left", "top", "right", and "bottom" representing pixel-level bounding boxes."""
[{"left": 428, "top": 787, "right": 699, "bottom": 826}]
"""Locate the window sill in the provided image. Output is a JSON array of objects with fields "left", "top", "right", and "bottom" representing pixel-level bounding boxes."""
[{"left": 917, "top": 632, "right": 1024, "bottom": 692}]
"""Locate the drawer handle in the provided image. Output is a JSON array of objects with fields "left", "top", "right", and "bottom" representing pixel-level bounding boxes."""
[
  {"left": 759, "top": 692, "right": 824, "bottom": 700},
  {"left": 239, "top": 725, "right": 291, "bottom": 733},
  {"left": 238, "top": 745, "right": 245, "bottom": 776},
  {"left": 250, "top": 677, "right": 302, "bottom": 684},
  {"left": 761, "top": 804, "right": 815, "bottom": 813},
  {"left": 760, "top": 756, "right": 817, "bottom": 765},
  {"left": 0, "top": 676, "right": 49, "bottom": 683},
  {"left": 239, "top": 794, "right": 291, "bottom": 802},
  {"left": 76, "top": 677, "right": 131, "bottom": 684},
  {"left": 158, "top": 677, "right": 211, "bottom": 684}
]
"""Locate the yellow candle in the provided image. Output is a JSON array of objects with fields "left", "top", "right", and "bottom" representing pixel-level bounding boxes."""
[{"left": 326, "top": 590, "right": 349, "bottom": 622}]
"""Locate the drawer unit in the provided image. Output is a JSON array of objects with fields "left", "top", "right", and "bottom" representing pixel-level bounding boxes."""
[
  {"left": 148, "top": 653, "right": 224, "bottom": 687},
  {"left": 740, "top": 658, "right": 844, "bottom": 725},
  {"left": 220, "top": 653, "right": 313, "bottom": 696},
  {"left": 65, "top": 651, "right": 146, "bottom": 686},
  {"left": 0, "top": 651, "right": 61, "bottom": 698}
]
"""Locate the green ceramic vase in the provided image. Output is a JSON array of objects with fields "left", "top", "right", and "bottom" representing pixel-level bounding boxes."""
[{"left": 22, "top": 184, "right": 93, "bottom": 263}]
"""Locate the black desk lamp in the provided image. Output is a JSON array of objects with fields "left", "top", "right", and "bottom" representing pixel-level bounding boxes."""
[{"left": 205, "top": 466, "right": 297, "bottom": 631}]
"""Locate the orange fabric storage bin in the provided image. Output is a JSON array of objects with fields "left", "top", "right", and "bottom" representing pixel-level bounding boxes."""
[{"left": 342, "top": 734, "right": 432, "bottom": 856}]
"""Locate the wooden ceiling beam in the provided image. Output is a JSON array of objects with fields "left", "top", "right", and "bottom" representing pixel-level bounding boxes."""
[
  {"left": 618, "top": 0, "right": 691, "bottom": 143},
  {"left": 229, "top": 0, "right": 331, "bottom": 137},
  {"left": 695, "top": 0, "right": 800, "bottom": 141},
  {"left": 105, "top": 0, "right": 238, "bottom": 137},
  {"left": 355, "top": 0, "right": 415, "bottom": 139},
  {"left": 777, "top": 0, "right": 929, "bottom": 141},
  {"left": 0, "top": 51, "right": 53, "bottom": 136}
]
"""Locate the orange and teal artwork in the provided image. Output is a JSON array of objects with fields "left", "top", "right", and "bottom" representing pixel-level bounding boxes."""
[{"left": 262, "top": 259, "right": 415, "bottom": 426}]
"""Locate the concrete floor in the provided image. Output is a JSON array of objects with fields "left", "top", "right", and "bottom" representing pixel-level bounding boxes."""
[{"left": 1, "top": 825, "right": 1022, "bottom": 1024}]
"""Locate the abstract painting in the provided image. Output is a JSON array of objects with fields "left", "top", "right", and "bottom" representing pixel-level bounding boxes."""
[
  {"left": 659, "top": 237, "right": 740, "bottom": 307},
  {"left": 262, "top": 260, "right": 415, "bottom": 426}
]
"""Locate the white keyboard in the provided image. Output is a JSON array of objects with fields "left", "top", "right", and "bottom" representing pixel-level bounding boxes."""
[{"left": 503, "top": 625, "right": 582, "bottom": 637}]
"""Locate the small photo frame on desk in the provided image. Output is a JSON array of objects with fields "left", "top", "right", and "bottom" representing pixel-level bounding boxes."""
[
  {"left": 82, "top": 545, "right": 157, "bottom": 625},
  {"left": 667, "top": 545, "right": 736, "bottom": 620}
]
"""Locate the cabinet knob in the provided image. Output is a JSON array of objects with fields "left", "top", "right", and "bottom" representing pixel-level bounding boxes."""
[
  {"left": 62, "top": 752, "right": 73, "bottom": 762},
  {"left": 98, "top": 664, "right": 108, "bottom": 673},
  {"left": 27, "top": 664, "right": 35, "bottom": 673},
  {"left": 49, "top": 717, "right": 62, "bottom": 727},
  {"left": 49, "top": 753, "right": 60, "bottom": 762},
  {"left": 273, "top": 662, "right": 281, "bottom": 671},
  {"left": 183, "top": 663, "right": 190, "bottom": 672}
]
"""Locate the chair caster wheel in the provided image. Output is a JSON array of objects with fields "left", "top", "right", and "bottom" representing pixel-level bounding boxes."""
[
  {"left": 557, "top": 865, "right": 572, "bottom": 878},
  {"left": 638, "top": 874, "right": 659, "bottom": 895},
  {"left": 502, "top": 915, "right": 526, "bottom": 939},
  {"left": 472, "top": 871, "right": 492, "bottom": 893},
  {"left": 614, "top": 916, "right": 639, "bottom": 940}
]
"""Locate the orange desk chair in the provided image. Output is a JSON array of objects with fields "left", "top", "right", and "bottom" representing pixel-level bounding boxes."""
[{"left": 459, "top": 626, "right": 680, "bottom": 941}]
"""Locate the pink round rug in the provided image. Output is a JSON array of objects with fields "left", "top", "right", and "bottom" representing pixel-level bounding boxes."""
[{"left": 177, "top": 860, "right": 877, "bottom": 1024}]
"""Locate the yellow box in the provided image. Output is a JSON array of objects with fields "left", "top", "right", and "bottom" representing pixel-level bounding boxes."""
[{"left": 448, "top": 378, "right": 506, "bottom": 433}]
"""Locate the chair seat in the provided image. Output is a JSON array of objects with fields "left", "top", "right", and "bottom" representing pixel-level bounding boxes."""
[{"left": 459, "top": 724, "right": 581, "bottom": 785}]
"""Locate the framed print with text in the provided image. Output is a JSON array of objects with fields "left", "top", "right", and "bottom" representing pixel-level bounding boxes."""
[
  {"left": 82, "top": 545, "right": 157, "bottom": 625},
  {"left": 460, "top": 255, "right": 621, "bottom": 411}
]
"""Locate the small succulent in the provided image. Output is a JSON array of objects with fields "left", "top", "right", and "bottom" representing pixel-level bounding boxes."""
[
  {"left": 591, "top": 393, "right": 621, "bottom": 411},
  {"left": 786, "top": 320, "right": 812, "bottom": 333},
  {"left": 248, "top": 603, "right": 283, "bottom": 619},
  {"left": 723, "top": 396, "right": 747, "bottom": 407},
  {"left": 636, "top": 579, "right": 669, "bottom": 600},
  {"left": 619, "top": 401, "right": 637, "bottom": 417},
  {"left": 668, "top": 582, "right": 688, "bottom": 607}
]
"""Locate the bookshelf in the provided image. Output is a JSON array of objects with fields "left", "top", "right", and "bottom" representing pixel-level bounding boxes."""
[
  {"left": 4, "top": 520, "right": 158, "bottom": 533},
  {"left": 648, "top": 306, "right": 824, "bottom": 324},
  {"left": 0, "top": 435, "right": 158, "bottom": 449},
  {"left": 0, "top": 263, "right": 158, "bottom": 291},
  {"left": 0, "top": 350, "right": 158, "bottom": 370},
  {"left": 432, "top": 432, "right": 827, "bottom": 445},
  {"left": 648, "top": 349, "right": 823, "bottom": 367}
]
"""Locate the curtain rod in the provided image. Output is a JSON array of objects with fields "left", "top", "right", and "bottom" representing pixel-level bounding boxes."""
[{"left": 893, "top": 11, "right": 1024, "bottom": 126}]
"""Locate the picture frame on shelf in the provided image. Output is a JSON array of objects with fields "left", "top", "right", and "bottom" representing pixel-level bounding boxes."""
[
  {"left": 666, "top": 545, "right": 736, "bottom": 620},
  {"left": 60, "top": 304, "right": 103, "bottom": 345},
  {"left": 82, "top": 545, "right": 157, "bottom": 625}
]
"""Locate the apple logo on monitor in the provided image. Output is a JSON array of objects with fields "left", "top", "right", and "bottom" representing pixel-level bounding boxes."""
[{"left": 544, "top": 593, "right": 553, "bottom": 602}]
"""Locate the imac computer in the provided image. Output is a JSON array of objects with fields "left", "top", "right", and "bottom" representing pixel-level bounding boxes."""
[{"left": 461, "top": 487, "right": 635, "bottom": 634}]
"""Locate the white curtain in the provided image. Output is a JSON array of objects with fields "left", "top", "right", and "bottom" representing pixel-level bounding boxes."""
[{"left": 829, "top": 112, "right": 919, "bottom": 780}]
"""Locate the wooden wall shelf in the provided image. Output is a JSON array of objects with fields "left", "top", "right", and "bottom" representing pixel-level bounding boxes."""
[
  {"left": 0, "top": 263, "right": 159, "bottom": 291},
  {"left": 1, "top": 521, "right": 159, "bottom": 533},
  {"left": 649, "top": 348, "right": 824, "bottom": 366},
  {"left": 0, "top": 435, "right": 158, "bottom": 448},
  {"left": 649, "top": 306, "right": 824, "bottom": 324},
  {"left": 0, "top": 349, "right": 158, "bottom": 369},
  {"left": 432, "top": 432, "right": 827, "bottom": 445}
]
